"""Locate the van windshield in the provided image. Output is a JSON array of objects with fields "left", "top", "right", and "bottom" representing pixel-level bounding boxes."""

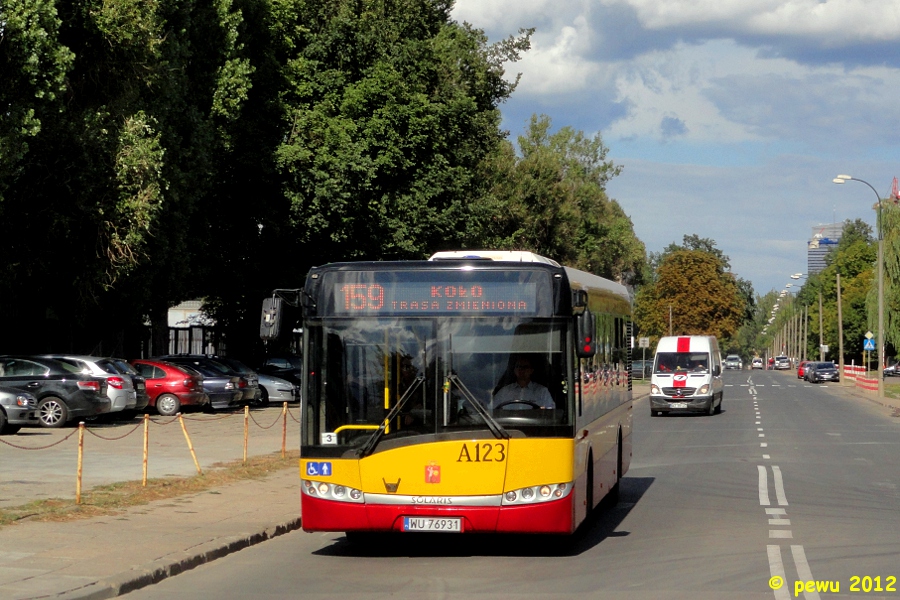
[{"left": 654, "top": 352, "right": 709, "bottom": 374}]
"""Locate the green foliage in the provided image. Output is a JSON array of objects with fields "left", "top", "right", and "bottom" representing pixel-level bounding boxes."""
[
  {"left": 0, "top": 0, "right": 74, "bottom": 196},
  {"left": 479, "top": 114, "right": 644, "bottom": 281},
  {"left": 635, "top": 246, "right": 744, "bottom": 347}
]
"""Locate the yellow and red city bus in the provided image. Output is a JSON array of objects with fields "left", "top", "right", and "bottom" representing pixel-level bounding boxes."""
[{"left": 267, "top": 251, "right": 633, "bottom": 535}]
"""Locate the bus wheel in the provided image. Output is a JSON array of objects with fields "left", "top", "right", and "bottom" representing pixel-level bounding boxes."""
[{"left": 606, "top": 433, "right": 622, "bottom": 507}]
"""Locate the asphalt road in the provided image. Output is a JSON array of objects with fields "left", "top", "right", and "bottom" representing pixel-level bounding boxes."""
[{"left": 122, "top": 370, "right": 900, "bottom": 599}]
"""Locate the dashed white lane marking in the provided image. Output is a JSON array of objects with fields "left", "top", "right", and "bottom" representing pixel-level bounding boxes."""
[
  {"left": 766, "top": 508, "right": 786, "bottom": 516},
  {"left": 770, "top": 518, "right": 791, "bottom": 525},
  {"left": 759, "top": 433, "right": 766, "bottom": 437},
  {"left": 773, "top": 466, "right": 789, "bottom": 506},
  {"left": 791, "top": 545, "right": 821, "bottom": 600},
  {"left": 763, "top": 454, "right": 771, "bottom": 459},
  {"left": 758, "top": 428, "right": 764, "bottom": 431},
  {"left": 758, "top": 465, "right": 770, "bottom": 506},
  {"left": 767, "top": 546, "right": 792, "bottom": 600},
  {"left": 770, "top": 530, "right": 793, "bottom": 538},
  {"left": 761, "top": 442, "right": 768, "bottom": 447}
]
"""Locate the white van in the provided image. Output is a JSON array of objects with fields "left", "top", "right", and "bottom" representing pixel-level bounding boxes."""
[{"left": 649, "top": 336, "right": 724, "bottom": 416}]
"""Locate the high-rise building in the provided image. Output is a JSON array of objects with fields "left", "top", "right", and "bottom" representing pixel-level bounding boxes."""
[{"left": 807, "top": 224, "right": 842, "bottom": 274}]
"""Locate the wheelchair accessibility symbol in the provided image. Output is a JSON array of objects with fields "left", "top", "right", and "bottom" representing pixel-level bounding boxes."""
[{"left": 306, "top": 461, "right": 332, "bottom": 477}]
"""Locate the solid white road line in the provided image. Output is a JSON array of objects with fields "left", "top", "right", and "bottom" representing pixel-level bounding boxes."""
[
  {"left": 791, "top": 545, "right": 821, "bottom": 600},
  {"left": 767, "top": 545, "right": 792, "bottom": 600},
  {"left": 773, "top": 466, "right": 789, "bottom": 506}
]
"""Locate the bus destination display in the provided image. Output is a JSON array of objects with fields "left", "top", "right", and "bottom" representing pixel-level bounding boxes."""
[{"left": 335, "top": 281, "right": 538, "bottom": 315}]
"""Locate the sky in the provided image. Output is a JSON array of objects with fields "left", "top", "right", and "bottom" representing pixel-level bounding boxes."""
[{"left": 451, "top": 0, "right": 900, "bottom": 297}]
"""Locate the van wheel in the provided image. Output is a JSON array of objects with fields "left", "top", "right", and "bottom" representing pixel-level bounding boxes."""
[
  {"left": 714, "top": 395, "right": 723, "bottom": 414},
  {"left": 707, "top": 399, "right": 716, "bottom": 416}
]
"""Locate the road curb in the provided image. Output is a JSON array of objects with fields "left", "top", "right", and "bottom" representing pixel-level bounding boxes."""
[{"left": 56, "top": 518, "right": 303, "bottom": 600}]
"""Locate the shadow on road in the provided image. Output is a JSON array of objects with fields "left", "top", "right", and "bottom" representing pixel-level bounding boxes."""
[{"left": 312, "top": 476, "right": 654, "bottom": 559}]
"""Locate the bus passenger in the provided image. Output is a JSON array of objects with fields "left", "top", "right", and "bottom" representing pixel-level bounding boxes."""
[{"left": 493, "top": 357, "right": 554, "bottom": 410}]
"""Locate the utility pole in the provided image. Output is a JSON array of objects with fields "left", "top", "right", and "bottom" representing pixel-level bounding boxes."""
[
  {"left": 837, "top": 273, "right": 844, "bottom": 382},
  {"left": 819, "top": 291, "right": 824, "bottom": 361}
]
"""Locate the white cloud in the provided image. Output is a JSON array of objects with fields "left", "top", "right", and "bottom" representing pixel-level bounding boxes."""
[{"left": 601, "top": 0, "right": 900, "bottom": 42}]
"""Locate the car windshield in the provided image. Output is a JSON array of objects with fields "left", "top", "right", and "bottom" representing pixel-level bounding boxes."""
[
  {"left": 303, "top": 317, "right": 573, "bottom": 454},
  {"left": 654, "top": 352, "right": 709, "bottom": 373}
]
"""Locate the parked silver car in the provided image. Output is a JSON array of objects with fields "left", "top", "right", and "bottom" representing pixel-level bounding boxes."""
[
  {"left": 257, "top": 373, "right": 299, "bottom": 406},
  {"left": 41, "top": 355, "right": 137, "bottom": 414},
  {"left": 0, "top": 386, "right": 39, "bottom": 434}
]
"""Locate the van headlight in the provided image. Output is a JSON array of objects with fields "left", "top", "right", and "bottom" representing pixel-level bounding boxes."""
[
  {"left": 650, "top": 384, "right": 661, "bottom": 395},
  {"left": 698, "top": 384, "right": 711, "bottom": 394}
]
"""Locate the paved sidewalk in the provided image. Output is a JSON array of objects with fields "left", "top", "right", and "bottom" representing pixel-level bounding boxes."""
[{"left": 0, "top": 466, "right": 302, "bottom": 600}]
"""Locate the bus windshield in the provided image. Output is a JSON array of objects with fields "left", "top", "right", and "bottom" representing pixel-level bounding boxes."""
[{"left": 303, "top": 317, "right": 572, "bottom": 454}]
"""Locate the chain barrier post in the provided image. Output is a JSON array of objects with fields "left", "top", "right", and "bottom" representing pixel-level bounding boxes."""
[
  {"left": 243, "top": 405, "right": 249, "bottom": 465},
  {"left": 76, "top": 422, "right": 85, "bottom": 505},
  {"left": 142, "top": 414, "right": 150, "bottom": 486},
  {"left": 178, "top": 413, "right": 202, "bottom": 475},
  {"left": 281, "top": 402, "right": 288, "bottom": 459}
]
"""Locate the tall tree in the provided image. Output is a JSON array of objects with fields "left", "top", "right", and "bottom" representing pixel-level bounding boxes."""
[
  {"left": 635, "top": 248, "right": 744, "bottom": 346},
  {"left": 481, "top": 114, "right": 645, "bottom": 282}
]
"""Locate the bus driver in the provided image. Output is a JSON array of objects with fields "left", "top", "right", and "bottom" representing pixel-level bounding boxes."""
[{"left": 493, "top": 357, "right": 554, "bottom": 410}]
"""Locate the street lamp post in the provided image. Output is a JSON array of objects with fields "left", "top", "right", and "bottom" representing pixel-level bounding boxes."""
[{"left": 833, "top": 175, "right": 884, "bottom": 397}]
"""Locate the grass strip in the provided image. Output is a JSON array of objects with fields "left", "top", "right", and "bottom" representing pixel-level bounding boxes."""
[{"left": 0, "top": 450, "right": 299, "bottom": 528}]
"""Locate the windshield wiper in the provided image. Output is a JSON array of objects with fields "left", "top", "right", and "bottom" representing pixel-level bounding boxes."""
[
  {"left": 447, "top": 374, "right": 509, "bottom": 440},
  {"left": 359, "top": 375, "right": 425, "bottom": 458}
]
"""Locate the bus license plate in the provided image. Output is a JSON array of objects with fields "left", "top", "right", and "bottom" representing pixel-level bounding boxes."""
[
  {"left": 402, "top": 517, "right": 462, "bottom": 532},
  {"left": 670, "top": 402, "right": 688, "bottom": 409}
]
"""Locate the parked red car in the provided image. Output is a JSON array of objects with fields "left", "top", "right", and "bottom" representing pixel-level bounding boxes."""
[
  {"left": 797, "top": 360, "right": 811, "bottom": 379},
  {"left": 130, "top": 359, "right": 209, "bottom": 416}
]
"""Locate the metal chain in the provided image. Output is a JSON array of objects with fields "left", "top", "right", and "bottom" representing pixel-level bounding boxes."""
[
  {"left": 0, "top": 428, "right": 78, "bottom": 450},
  {"left": 248, "top": 410, "right": 281, "bottom": 430},
  {"left": 287, "top": 406, "right": 301, "bottom": 423},
  {"left": 84, "top": 420, "right": 144, "bottom": 441}
]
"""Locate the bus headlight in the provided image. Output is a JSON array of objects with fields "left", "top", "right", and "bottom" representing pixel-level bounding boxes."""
[
  {"left": 501, "top": 482, "right": 572, "bottom": 505},
  {"left": 301, "top": 479, "right": 364, "bottom": 503}
]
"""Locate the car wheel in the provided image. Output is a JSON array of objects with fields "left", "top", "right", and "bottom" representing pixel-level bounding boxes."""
[
  {"left": 651, "top": 409, "right": 659, "bottom": 417},
  {"left": 257, "top": 386, "right": 270, "bottom": 407},
  {"left": 156, "top": 394, "right": 180, "bottom": 416},
  {"left": 39, "top": 397, "right": 68, "bottom": 428}
]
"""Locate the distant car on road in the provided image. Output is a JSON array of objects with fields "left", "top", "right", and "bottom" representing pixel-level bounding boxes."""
[
  {"left": 884, "top": 363, "right": 900, "bottom": 378},
  {"left": 797, "top": 360, "right": 812, "bottom": 379},
  {"left": 751, "top": 358, "right": 764, "bottom": 369},
  {"left": 774, "top": 355, "right": 791, "bottom": 370},
  {"left": 723, "top": 355, "right": 743, "bottom": 370},
  {"left": 805, "top": 361, "right": 839, "bottom": 383}
]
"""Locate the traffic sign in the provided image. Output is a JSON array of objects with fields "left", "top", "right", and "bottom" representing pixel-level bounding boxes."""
[
  {"left": 864, "top": 338, "right": 875, "bottom": 351},
  {"left": 639, "top": 337, "right": 650, "bottom": 348}
]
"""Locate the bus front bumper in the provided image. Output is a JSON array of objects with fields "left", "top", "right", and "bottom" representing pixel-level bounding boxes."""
[{"left": 300, "top": 493, "right": 575, "bottom": 534}]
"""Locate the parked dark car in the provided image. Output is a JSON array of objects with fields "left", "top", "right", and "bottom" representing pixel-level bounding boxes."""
[
  {"left": 131, "top": 359, "right": 209, "bottom": 416},
  {"left": 42, "top": 354, "right": 147, "bottom": 418},
  {"left": 152, "top": 356, "right": 243, "bottom": 410},
  {"left": 256, "top": 354, "right": 302, "bottom": 386},
  {"left": 630, "top": 359, "right": 652, "bottom": 380},
  {"left": 0, "top": 385, "right": 39, "bottom": 434},
  {"left": 0, "top": 356, "right": 111, "bottom": 427},
  {"left": 805, "top": 362, "right": 839, "bottom": 383},
  {"left": 204, "top": 356, "right": 262, "bottom": 405}
]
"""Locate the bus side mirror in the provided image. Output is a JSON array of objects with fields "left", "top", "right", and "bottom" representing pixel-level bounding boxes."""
[
  {"left": 260, "top": 297, "right": 282, "bottom": 340},
  {"left": 575, "top": 310, "right": 597, "bottom": 358}
]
